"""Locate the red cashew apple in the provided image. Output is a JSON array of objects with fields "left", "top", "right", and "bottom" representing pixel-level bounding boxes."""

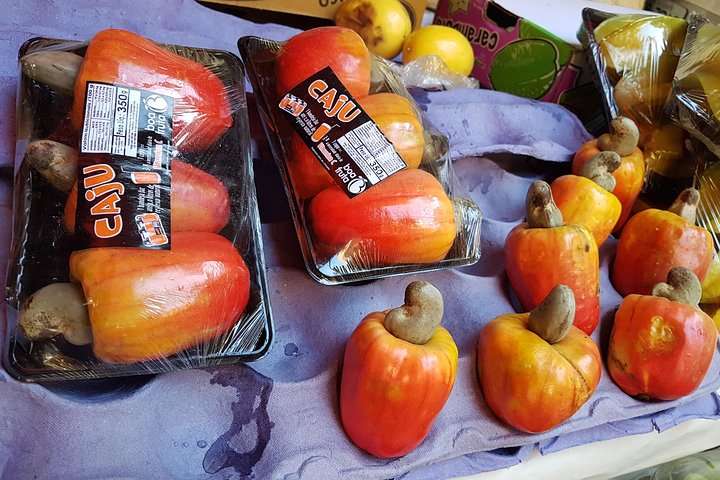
[
  {"left": 551, "top": 151, "right": 622, "bottom": 247},
  {"left": 341, "top": 281, "right": 458, "bottom": 457},
  {"left": 70, "top": 231, "right": 250, "bottom": 363},
  {"left": 477, "top": 285, "right": 602, "bottom": 433},
  {"left": 306, "top": 168, "right": 456, "bottom": 266},
  {"left": 275, "top": 26, "right": 371, "bottom": 99},
  {"left": 287, "top": 92, "right": 425, "bottom": 199},
  {"left": 505, "top": 181, "right": 600, "bottom": 335},
  {"left": 612, "top": 188, "right": 713, "bottom": 296},
  {"left": 608, "top": 267, "right": 717, "bottom": 400},
  {"left": 64, "top": 158, "right": 230, "bottom": 234},
  {"left": 70, "top": 29, "right": 232, "bottom": 153},
  {"left": 572, "top": 116, "right": 645, "bottom": 233}
]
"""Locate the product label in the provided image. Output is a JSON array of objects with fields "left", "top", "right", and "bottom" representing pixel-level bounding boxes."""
[
  {"left": 434, "top": 0, "right": 576, "bottom": 103},
  {"left": 75, "top": 82, "right": 173, "bottom": 249},
  {"left": 279, "top": 67, "right": 407, "bottom": 198}
]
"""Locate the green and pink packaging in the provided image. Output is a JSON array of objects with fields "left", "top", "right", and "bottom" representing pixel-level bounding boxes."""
[{"left": 433, "top": 0, "right": 578, "bottom": 103}]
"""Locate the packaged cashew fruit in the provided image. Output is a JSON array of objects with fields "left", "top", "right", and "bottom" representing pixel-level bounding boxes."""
[
  {"left": 238, "top": 26, "right": 483, "bottom": 285},
  {"left": 579, "top": 8, "right": 696, "bottom": 202},
  {"left": 4, "top": 30, "right": 274, "bottom": 381}
]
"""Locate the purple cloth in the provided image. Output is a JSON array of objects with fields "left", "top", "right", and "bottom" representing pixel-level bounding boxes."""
[{"left": 1, "top": 1, "right": 719, "bottom": 479}]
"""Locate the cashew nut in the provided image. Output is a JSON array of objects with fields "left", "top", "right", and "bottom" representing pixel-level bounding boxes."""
[
  {"left": 385, "top": 281, "right": 444, "bottom": 345},
  {"left": 597, "top": 116, "right": 640, "bottom": 156},
  {"left": 668, "top": 188, "right": 700, "bottom": 224},
  {"left": 20, "top": 50, "right": 83, "bottom": 97},
  {"left": 651, "top": 267, "right": 702, "bottom": 307},
  {"left": 526, "top": 180, "right": 563, "bottom": 229},
  {"left": 19, "top": 283, "right": 92, "bottom": 346},
  {"left": 24, "top": 139, "right": 78, "bottom": 192},
  {"left": 579, "top": 151, "right": 621, "bottom": 192},
  {"left": 528, "top": 285, "right": 576, "bottom": 344}
]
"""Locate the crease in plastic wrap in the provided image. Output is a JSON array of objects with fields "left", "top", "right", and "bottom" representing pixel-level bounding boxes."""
[
  {"left": 3, "top": 30, "right": 273, "bottom": 381},
  {"left": 386, "top": 55, "right": 480, "bottom": 91},
  {"left": 237, "top": 32, "right": 483, "bottom": 285},
  {"left": 578, "top": 7, "right": 697, "bottom": 201}
]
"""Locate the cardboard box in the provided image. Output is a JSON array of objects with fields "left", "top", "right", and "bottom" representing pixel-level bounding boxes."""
[
  {"left": 434, "top": 0, "right": 577, "bottom": 104},
  {"left": 432, "top": 0, "right": 645, "bottom": 133},
  {"left": 201, "top": 0, "right": 428, "bottom": 29}
]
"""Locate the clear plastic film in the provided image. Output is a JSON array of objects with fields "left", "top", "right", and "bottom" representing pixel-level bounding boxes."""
[
  {"left": 238, "top": 28, "right": 483, "bottom": 285},
  {"left": 4, "top": 30, "right": 273, "bottom": 381},
  {"left": 579, "top": 8, "right": 696, "bottom": 200},
  {"left": 669, "top": 14, "right": 720, "bottom": 318},
  {"left": 386, "top": 55, "right": 480, "bottom": 91},
  {"left": 671, "top": 13, "right": 720, "bottom": 159}
]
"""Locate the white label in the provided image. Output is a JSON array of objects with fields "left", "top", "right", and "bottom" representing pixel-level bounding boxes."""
[
  {"left": 81, "top": 82, "right": 142, "bottom": 156},
  {"left": 336, "top": 121, "right": 407, "bottom": 186}
]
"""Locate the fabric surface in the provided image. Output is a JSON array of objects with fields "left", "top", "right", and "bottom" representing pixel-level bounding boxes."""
[{"left": 1, "top": 1, "right": 720, "bottom": 479}]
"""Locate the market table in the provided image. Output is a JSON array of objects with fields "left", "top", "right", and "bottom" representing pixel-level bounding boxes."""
[{"left": 1, "top": 1, "right": 719, "bottom": 479}]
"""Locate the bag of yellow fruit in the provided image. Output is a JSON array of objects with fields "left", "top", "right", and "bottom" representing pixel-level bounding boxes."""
[
  {"left": 581, "top": 9, "right": 694, "bottom": 201},
  {"left": 668, "top": 14, "right": 720, "bottom": 299},
  {"left": 671, "top": 13, "right": 720, "bottom": 160}
]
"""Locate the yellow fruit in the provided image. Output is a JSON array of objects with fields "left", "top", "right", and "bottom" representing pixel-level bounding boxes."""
[
  {"left": 701, "top": 256, "right": 720, "bottom": 303},
  {"left": 402, "top": 25, "right": 475, "bottom": 76},
  {"left": 594, "top": 14, "right": 648, "bottom": 43},
  {"left": 598, "top": 15, "right": 686, "bottom": 78},
  {"left": 700, "top": 302, "right": 720, "bottom": 332},
  {"left": 335, "top": 0, "right": 412, "bottom": 60}
]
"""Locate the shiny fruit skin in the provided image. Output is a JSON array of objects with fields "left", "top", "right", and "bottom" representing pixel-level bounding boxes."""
[
  {"left": 307, "top": 168, "right": 456, "bottom": 265},
  {"left": 335, "top": 0, "right": 412, "bottom": 60},
  {"left": 611, "top": 209, "right": 714, "bottom": 296},
  {"left": 402, "top": 25, "right": 475, "bottom": 76},
  {"left": 607, "top": 294, "right": 717, "bottom": 400},
  {"left": 505, "top": 223, "right": 600, "bottom": 335},
  {"left": 286, "top": 133, "right": 335, "bottom": 200},
  {"left": 275, "top": 26, "right": 371, "bottom": 99},
  {"left": 357, "top": 92, "right": 425, "bottom": 170},
  {"left": 550, "top": 174, "right": 622, "bottom": 247},
  {"left": 477, "top": 312, "right": 601, "bottom": 433},
  {"left": 70, "top": 231, "right": 250, "bottom": 364},
  {"left": 340, "top": 311, "right": 458, "bottom": 458},
  {"left": 572, "top": 139, "right": 645, "bottom": 233},
  {"left": 70, "top": 29, "right": 232, "bottom": 154}
]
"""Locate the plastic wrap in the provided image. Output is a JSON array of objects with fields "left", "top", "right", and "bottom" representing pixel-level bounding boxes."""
[
  {"left": 388, "top": 55, "right": 481, "bottom": 91},
  {"left": 237, "top": 28, "right": 483, "bottom": 285},
  {"left": 3, "top": 30, "right": 273, "bottom": 381},
  {"left": 672, "top": 13, "right": 720, "bottom": 160},
  {"left": 662, "top": 14, "right": 720, "bottom": 318},
  {"left": 579, "top": 8, "right": 697, "bottom": 200}
]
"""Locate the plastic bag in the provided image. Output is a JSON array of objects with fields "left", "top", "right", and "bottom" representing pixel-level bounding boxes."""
[
  {"left": 238, "top": 27, "right": 483, "bottom": 285},
  {"left": 579, "top": 8, "right": 696, "bottom": 201},
  {"left": 4, "top": 30, "right": 273, "bottom": 381},
  {"left": 387, "top": 55, "right": 480, "bottom": 91},
  {"left": 671, "top": 13, "right": 720, "bottom": 159}
]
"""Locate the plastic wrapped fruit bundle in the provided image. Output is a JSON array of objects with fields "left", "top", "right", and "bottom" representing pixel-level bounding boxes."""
[
  {"left": 238, "top": 26, "right": 483, "bottom": 285},
  {"left": 4, "top": 29, "right": 273, "bottom": 381},
  {"left": 589, "top": 11, "right": 695, "bottom": 197}
]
